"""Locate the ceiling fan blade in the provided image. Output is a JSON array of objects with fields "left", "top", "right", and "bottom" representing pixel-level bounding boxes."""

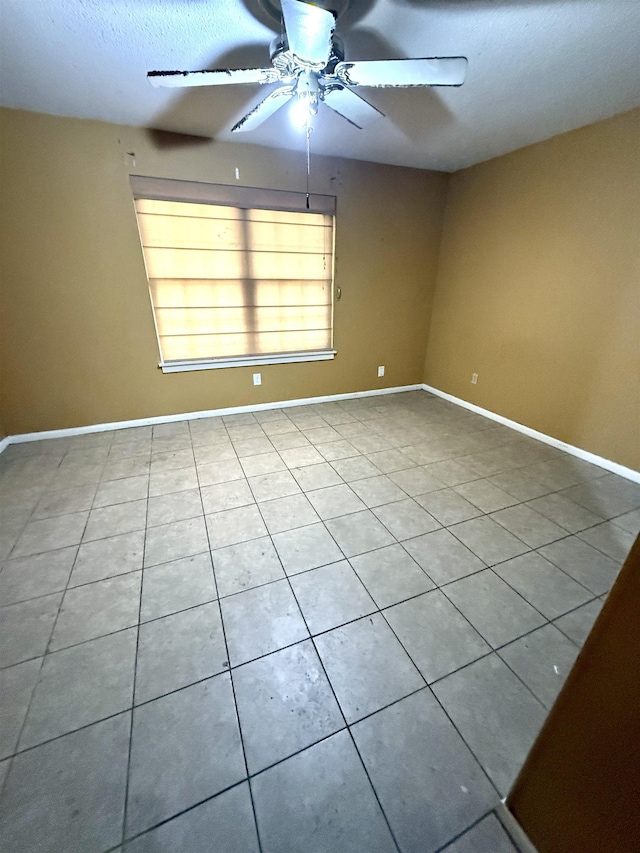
[
  {"left": 323, "top": 86, "right": 384, "bottom": 129},
  {"left": 232, "top": 86, "right": 295, "bottom": 132},
  {"left": 335, "top": 57, "right": 468, "bottom": 88},
  {"left": 148, "top": 68, "right": 279, "bottom": 88},
  {"left": 281, "top": 0, "right": 335, "bottom": 69}
]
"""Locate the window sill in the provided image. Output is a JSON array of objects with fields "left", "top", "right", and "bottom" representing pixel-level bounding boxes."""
[{"left": 159, "top": 350, "right": 337, "bottom": 373}]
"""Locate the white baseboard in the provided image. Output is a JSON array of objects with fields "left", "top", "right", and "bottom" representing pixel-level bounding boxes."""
[
  {"left": 0, "top": 384, "right": 423, "bottom": 450},
  {"left": 422, "top": 383, "right": 640, "bottom": 484},
  {"left": 4, "top": 383, "right": 638, "bottom": 486},
  {"left": 496, "top": 802, "right": 539, "bottom": 853}
]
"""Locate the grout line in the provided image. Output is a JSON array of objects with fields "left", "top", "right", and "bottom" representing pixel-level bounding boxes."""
[
  {"left": 0, "top": 471, "right": 617, "bottom": 633},
  {"left": 1, "top": 390, "right": 636, "bottom": 848},
  {"left": 0, "top": 511, "right": 618, "bottom": 619},
  {"left": 119, "top": 452, "right": 150, "bottom": 847},
  {"left": 431, "top": 808, "right": 501, "bottom": 853},
  {"left": 2, "top": 570, "right": 602, "bottom": 681},
  {"left": 108, "top": 777, "right": 251, "bottom": 851},
  {"left": 243, "top": 471, "right": 403, "bottom": 852},
  {"left": 0, "top": 659, "right": 492, "bottom": 774},
  {"left": 191, "top": 419, "right": 265, "bottom": 853},
  {"left": 0, "top": 479, "right": 100, "bottom": 799},
  {"left": 4, "top": 450, "right": 622, "bottom": 538},
  {"left": 406, "top": 567, "right": 582, "bottom": 711},
  {"left": 421, "top": 383, "right": 640, "bottom": 484},
  {"left": 374, "top": 612, "right": 505, "bottom": 801},
  {"left": 3, "top": 707, "right": 132, "bottom": 761},
  {"left": 0, "top": 622, "right": 141, "bottom": 669},
  {"left": 1, "top": 552, "right": 603, "bottom": 772}
]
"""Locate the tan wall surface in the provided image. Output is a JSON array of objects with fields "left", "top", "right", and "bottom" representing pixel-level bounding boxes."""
[
  {"left": 424, "top": 109, "right": 640, "bottom": 470},
  {"left": 0, "top": 108, "right": 447, "bottom": 434}
]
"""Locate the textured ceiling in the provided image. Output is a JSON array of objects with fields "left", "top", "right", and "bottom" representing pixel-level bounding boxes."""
[{"left": 1, "top": 0, "right": 639, "bottom": 171}]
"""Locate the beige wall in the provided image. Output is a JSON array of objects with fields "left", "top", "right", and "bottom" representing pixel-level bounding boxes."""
[
  {"left": 424, "top": 109, "right": 640, "bottom": 470},
  {"left": 2, "top": 107, "right": 638, "bottom": 470},
  {"left": 0, "top": 108, "right": 447, "bottom": 434}
]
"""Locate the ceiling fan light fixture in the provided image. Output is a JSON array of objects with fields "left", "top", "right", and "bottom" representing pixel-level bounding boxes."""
[
  {"left": 147, "top": 0, "right": 468, "bottom": 134},
  {"left": 290, "top": 70, "right": 320, "bottom": 127},
  {"left": 290, "top": 90, "right": 317, "bottom": 127}
]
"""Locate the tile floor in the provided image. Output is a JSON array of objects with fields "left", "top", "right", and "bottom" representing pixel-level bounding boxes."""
[{"left": 1, "top": 390, "right": 638, "bottom": 852}]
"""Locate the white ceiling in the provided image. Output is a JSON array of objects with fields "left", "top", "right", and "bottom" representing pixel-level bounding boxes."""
[{"left": 1, "top": 0, "right": 638, "bottom": 172}]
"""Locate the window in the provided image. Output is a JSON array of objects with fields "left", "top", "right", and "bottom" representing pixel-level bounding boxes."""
[{"left": 131, "top": 176, "right": 336, "bottom": 372}]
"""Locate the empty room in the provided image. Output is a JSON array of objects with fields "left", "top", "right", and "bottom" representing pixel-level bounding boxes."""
[{"left": 0, "top": 1, "right": 639, "bottom": 852}]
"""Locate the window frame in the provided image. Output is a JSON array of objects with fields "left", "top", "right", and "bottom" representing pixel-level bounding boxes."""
[{"left": 130, "top": 175, "right": 337, "bottom": 373}]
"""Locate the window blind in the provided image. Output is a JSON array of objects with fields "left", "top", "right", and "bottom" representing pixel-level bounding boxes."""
[{"left": 131, "top": 177, "right": 336, "bottom": 369}]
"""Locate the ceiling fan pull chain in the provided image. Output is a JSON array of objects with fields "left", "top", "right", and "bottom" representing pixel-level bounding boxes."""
[{"left": 306, "top": 122, "right": 313, "bottom": 209}]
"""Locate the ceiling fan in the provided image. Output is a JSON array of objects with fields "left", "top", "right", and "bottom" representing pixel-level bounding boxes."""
[{"left": 148, "top": 0, "right": 468, "bottom": 132}]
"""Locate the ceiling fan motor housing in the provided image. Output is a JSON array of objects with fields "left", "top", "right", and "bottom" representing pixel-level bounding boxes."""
[
  {"left": 148, "top": 0, "right": 467, "bottom": 133},
  {"left": 270, "top": 32, "right": 345, "bottom": 76}
]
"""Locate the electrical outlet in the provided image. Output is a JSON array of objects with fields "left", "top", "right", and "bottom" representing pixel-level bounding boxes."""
[
  {"left": 253, "top": 373, "right": 261, "bottom": 386},
  {"left": 471, "top": 373, "right": 478, "bottom": 385},
  {"left": 378, "top": 366, "right": 385, "bottom": 377}
]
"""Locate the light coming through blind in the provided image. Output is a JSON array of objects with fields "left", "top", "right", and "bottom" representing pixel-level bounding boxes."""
[{"left": 133, "top": 191, "right": 335, "bottom": 367}]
